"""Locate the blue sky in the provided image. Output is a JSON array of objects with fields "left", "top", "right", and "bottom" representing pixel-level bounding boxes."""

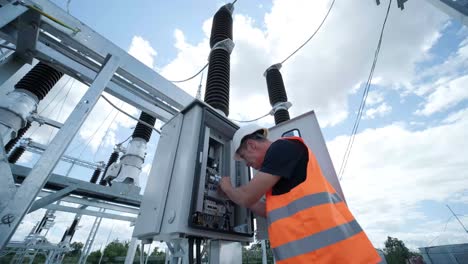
[{"left": 3, "top": 0, "right": 468, "bottom": 253}]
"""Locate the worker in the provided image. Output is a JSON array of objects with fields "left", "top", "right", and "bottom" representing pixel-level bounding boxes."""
[{"left": 219, "top": 124, "right": 381, "bottom": 263}]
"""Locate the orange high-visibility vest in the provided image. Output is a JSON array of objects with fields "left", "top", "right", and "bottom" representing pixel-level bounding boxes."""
[{"left": 265, "top": 136, "right": 381, "bottom": 264}]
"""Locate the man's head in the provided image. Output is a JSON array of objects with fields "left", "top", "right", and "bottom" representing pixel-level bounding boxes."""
[{"left": 232, "top": 124, "right": 271, "bottom": 170}]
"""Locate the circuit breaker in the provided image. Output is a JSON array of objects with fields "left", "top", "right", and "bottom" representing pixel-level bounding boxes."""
[{"left": 133, "top": 100, "right": 254, "bottom": 242}]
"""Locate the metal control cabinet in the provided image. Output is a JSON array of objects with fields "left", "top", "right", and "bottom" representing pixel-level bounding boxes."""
[{"left": 133, "top": 101, "right": 254, "bottom": 242}]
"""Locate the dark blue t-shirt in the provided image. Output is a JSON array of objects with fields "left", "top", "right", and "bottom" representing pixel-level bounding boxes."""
[{"left": 259, "top": 139, "right": 309, "bottom": 195}]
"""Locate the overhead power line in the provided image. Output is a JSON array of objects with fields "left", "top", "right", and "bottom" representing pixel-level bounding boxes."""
[
  {"left": 47, "top": 79, "right": 74, "bottom": 143},
  {"left": 168, "top": 63, "right": 208, "bottom": 83},
  {"left": 280, "top": 0, "right": 336, "bottom": 65},
  {"left": 27, "top": 77, "right": 74, "bottom": 139},
  {"left": 66, "top": 105, "right": 115, "bottom": 156},
  {"left": 338, "top": 0, "right": 392, "bottom": 181},
  {"left": 230, "top": 112, "right": 270, "bottom": 123},
  {"left": 101, "top": 95, "right": 161, "bottom": 134},
  {"left": 93, "top": 102, "right": 124, "bottom": 162},
  {"left": 428, "top": 213, "right": 467, "bottom": 246}
]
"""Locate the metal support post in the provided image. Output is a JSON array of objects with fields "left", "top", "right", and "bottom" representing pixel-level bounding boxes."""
[
  {"left": 140, "top": 241, "right": 145, "bottom": 264},
  {"left": 78, "top": 209, "right": 105, "bottom": 264},
  {"left": 44, "top": 204, "right": 135, "bottom": 222},
  {"left": 25, "top": 141, "right": 103, "bottom": 170},
  {"left": 426, "top": 0, "right": 468, "bottom": 26},
  {"left": 124, "top": 237, "right": 139, "bottom": 264},
  {"left": 0, "top": 136, "right": 17, "bottom": 212},
  {"left": 446, "top": 204, "right": 468, "bottom": 233},
  {"left": 0, "top": 2, "right": 28, "bottom": 29},
  {"left": 145, "top": 243, "right": 152, "bottom": 264},
  {"left": 0, "top": 53, "right": 25, "bottom": 87},
  {"left": 16, "top": 10, "right": 41, "bottom": 64},
  {"left": 209, "top": 240, "right": 242, "bottom": 264},
  {"left": 28, "top": 185, "right": 78, "bottom": 213},
  {"left": 29, "top": 114, "right": 63, "bottom": 129},
  {"left": 165, "top": 239, "right": 189, "bottom": 264},
  {"left": 0, "top": 54, "right": 120, "bottom": 249},
  {"left": 261, "top": 240, "right": 267, "bottom": 264}
]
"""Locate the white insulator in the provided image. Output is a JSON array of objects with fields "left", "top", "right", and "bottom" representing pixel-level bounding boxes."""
[
  {"left": 111, "top": 137, "right": 147, "bottom": 186},
  {"left": 0, "top": 90, "right": 38, "bottom": 143}
]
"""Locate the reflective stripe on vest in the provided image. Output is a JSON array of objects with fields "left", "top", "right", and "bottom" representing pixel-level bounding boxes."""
[
  {"left": 273, "top": 219, "right": 363, "bottom": 261},
  {"left": 267, "top": 192, "right": 342, "bottom": 226},
  {"left": 266, "top": 137, "right": 381, "bottom": 263}
]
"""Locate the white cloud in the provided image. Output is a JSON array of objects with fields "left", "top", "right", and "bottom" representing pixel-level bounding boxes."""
[
  {"left": 327, "top": 107, "right": 468, "bottom": 247},
  {"left": 156, "top": 0, "right": 448, "bottom": 127},
  {"left": 461, "top": 36, "right": 468, "bottom": 47},
  {"left": 415, "top": 75, "right": 468, "bottom": 116},
  {"left": 364, "top": 102, "right": 392, "bottom": 119},
  {"left": 69, "top": 94, "right": 139, "bottom": 154},
  {"left": 366, "top": 91, "right": 385, "bottom": 106},
  {"left": 128, "top": 36, "right": 158, "bottom": 68},
  {"left": 412, "top": 38, "right": 468, "bottom": 97},
  {"left": 158, "top": 28, "right": 210, "bottom": 97},
  {"left": 443, "top": 108, "right": 468, "bottom": 124},
  {"left": 135, "top": 0, "right": 466, "bottom": 249},
  {"left": 370, "top": 76, "right": 384, "bottom": 85}
]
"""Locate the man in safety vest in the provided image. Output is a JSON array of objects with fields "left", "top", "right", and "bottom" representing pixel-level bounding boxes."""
[{"left": 219, "top": 124, "right": 381, "bottom": 264}]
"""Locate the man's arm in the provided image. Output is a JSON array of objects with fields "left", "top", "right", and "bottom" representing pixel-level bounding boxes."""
[
  {"left": 249, "top": 200, "right": 266, "bottom": 217},
  {"left": 219, "top": 171, "right": 280, "bottom": 208}
]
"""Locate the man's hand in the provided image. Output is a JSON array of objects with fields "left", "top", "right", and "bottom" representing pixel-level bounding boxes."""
[
  {"left": 218, "top": 171, "right": 281, "bottom": 208},
  {"left": 219, "top": 176, "right": 232, "bottom": 193}
]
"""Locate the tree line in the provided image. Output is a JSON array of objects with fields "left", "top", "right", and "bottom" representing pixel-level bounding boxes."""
[{"left": 0, "top": 236, "right": 422, "bottom": 264}]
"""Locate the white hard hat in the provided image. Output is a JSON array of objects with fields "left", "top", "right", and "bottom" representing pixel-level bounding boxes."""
[{"left": 232, "top": 124, "right": 268, "bottom": 161}]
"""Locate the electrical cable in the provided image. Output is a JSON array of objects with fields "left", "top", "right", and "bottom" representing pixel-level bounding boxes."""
[
  {"left": 38, "top": 77, "right": 74, "bottom": 116},
  {"left": 101, "top": 95, "right": 161, "bottom": 134},
  {"left": 27, "top": 77, "right": 73, "bottom": 138},
  {"left": 20, "top": 2, "right": 80, "bottom": 33},
  {"left": 92, "top": 103, "right": 124, "bottom": 162},
  {"left": 167, "top": 63, "right": 208, "bottom": 83},
  {"left": 280, "top": 0, "right": 336, "bottom": 65},
  {"left": 25, "top": 77, "right": 74, "bottom": 138},
  {"left": 230, "top": 112, "right": 270, "bottom": 123},
  {"left": 75, "top": 107, "right": 116, "bottom": 159},
  {"left": 49, "top": 78, "right": 73, "bottom": 140},
  {"left": 426, "top": 215, "right": 467, "bottom": 246},
  {"left": 117, "top": 135, "right": 132, "bottom": 146},
  {"left": 0, "top": 43, "right": 16, "bottom": 51},
  {"left": 46, "top": 78, "right": 74, "bottom": 144},
  {"left": 338, "top": 0, "right": 392, "bottom": 181},
  {"left": 67, "top": 99, "right": 118, "bottom": 156}
]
